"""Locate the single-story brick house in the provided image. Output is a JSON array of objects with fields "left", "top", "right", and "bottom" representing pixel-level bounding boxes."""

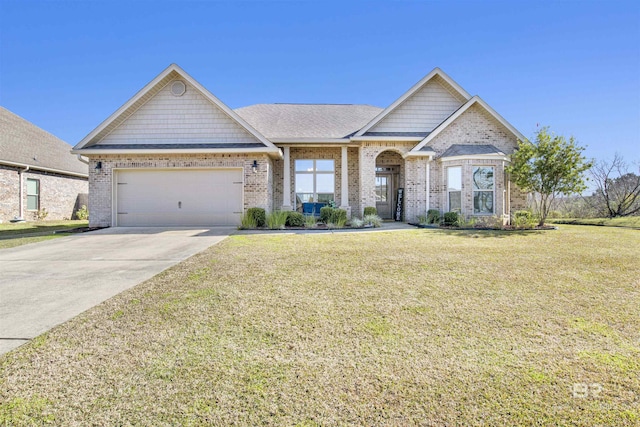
[
  {"left": 72, "top": 64, "right": 527, "bottom": 227},
  {"left": 0, "top": 107, "right": 88, "bottom": 222}
]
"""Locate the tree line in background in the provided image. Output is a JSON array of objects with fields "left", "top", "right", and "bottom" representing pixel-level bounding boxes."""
[{"left": 507, "top": 127, "right": 639, "bottom": 226}]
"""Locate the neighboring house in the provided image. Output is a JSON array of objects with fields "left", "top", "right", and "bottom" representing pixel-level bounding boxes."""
[
  {"left": 72, "top": 64, "right": 527, "bottom": 227},
  {"left": 0, "top": 107, "right": 88, "bottom": 222}
]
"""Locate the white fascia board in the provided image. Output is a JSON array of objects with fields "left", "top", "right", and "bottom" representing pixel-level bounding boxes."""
[
  {"left": 74, "top": 64, "right": 276, "bottom": 151},
  {"left": 438, "top": 154, "right": 511, "bottom": 163},
  {"left": 270, "top": 138, "right": 351, "bottom": 144},
  {"left": 0, "top": 159, "right": 88, "bottom": 178},
  {"left": 403, "top": 152, "right": 434, "bottom": 159},
  {"left": 354, "top": 68, "right": 472, "bottom": 137},
  {"left": 349, "top": 136, "right": 424, "bottom": 142},
  {"left": 71, "top": 147, "right": 283, "bottom": 158}
]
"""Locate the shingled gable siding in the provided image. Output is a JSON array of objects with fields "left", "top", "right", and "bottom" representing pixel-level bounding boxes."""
[
  {"left": 96, "top": 79, "right": 259, "bottom": 146},
  {"left": 87, "top": 154, "right": 272, "bottom": 227},
  {"left": 369, "top": 77, "right": 464, "bottom": 134},
  {"left": 0, "top": 165, "right": 87, "bottom": 222},
  {"left": 272, "top": 147, "right": 360, "bottom": 215}
]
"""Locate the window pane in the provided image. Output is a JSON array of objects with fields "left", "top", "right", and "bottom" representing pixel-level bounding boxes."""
[
  {"left": 295, "top": 160, "right": 314, "bottom": 172},
  {"left": 316, "top": 160, "right": 334, "bottom": 172},
  {"left": 449, "top": 191, "right": 461, "bottom": 212},
  {"left": 27, "top": 195, "right": 38, "bottom": 210},
  {"left": 295, "top": 174, "right": 313, "bottom": 193},
  {"left": 296, "top": 193, "right": 313, "bottom": 203},
  {"left": 27, "top": 179, "right": 39, "bottom": 195},
  {"left": 316, "top": 174, "right": 334, "bottom": 193},
  {"left": 317, "top": 193, "right": 334, "bottom": 203},
  {"left": 473, "top": 167, "right": 494, "bottom": 190},
  {"left": 375, "top": 176, "right": 387, "bottom": 202},
  {"left": 447, "top": 167, "right": 461, "bottom": 191},
  {"left": 474, "top": 191, "right": 494, "bottom": 214}
]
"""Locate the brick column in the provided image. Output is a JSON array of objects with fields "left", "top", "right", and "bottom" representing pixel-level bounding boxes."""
[{"left": 339, "top": 146, "right": 350, "bottom": 216}]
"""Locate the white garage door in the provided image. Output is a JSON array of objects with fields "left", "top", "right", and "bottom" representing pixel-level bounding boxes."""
[{"left": 115, "top": 169, "right": 243, "bottom": 226}]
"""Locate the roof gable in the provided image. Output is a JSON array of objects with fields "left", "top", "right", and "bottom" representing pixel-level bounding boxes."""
[
  {"left": 356, "top": 68, "right": 471, "bottom": 137},
  {"left": 73, "top": 64, "right": 279, "bottom": 153},
  {"left": 410, "top": 96, "right": 526, "bottom": 154},
  {"left": 0, "top": 107, "right": 88, "bottom": 176}
]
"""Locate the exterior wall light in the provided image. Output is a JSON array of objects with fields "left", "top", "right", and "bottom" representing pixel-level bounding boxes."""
[
  {"left": 252, "top": 160, "right": 258, "bottom": 173},
  {"left": 95, "top": 161, "right": 102, "bottom": 170}
]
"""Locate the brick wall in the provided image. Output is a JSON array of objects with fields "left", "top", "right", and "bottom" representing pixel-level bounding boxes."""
[
  {"left": 87, "top": 153, "right": 272, "bottom": 227},
  {"left": 0, "top": 164, "right": 88, "bottom": 222}
]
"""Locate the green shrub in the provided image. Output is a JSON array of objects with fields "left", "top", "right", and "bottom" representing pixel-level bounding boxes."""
[
  {"left": 473, "top": 215, "right": 502, "bottom": 229},
  {"left": 514, "top": 210, "right": 532, "bottom": 221},
  {"left": 363, "top": 206, "right": 377, "bottom": 216},
  {"left": 417, "top": 215, "right": 428, "bottom": 225},
  {"left": 239, "top": 212, "right": 257, "bottom": 229},
  {"left": 75, "top": 205, "right": 89, "bottom": 220},
  {"left": 443, "top": 211, "right": 459, "bottom": 227},
  {"left": 304, "top": 215, "right": 317, "bottom": 228},
  {"left": 36, "top": 208, "right": 49, "bottom": 221},
  {"left": 514, "top": 210, "right": 536, "bottom": 229},
  {"left": 427, "top": 209, "right": 441, "bottom": 224},
  {"left": 320, "top": 206, "right": 334, "bottom": 224},
  {"left": 363, "top": 214, "right": 382, "bottom": 228},
  {"left": 247, "top": 208, "right": 266, "bottom": 227},
  {"left": 266, "top": 210, "right": 288, "bottom": 230},
  {"left": 286, "top": 211, "right": 305, "bottom": 227},
  {"left": 330, "top": 209, "right": 347, "bottom": 224}
]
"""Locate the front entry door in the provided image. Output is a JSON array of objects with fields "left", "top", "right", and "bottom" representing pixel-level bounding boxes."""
[{"left": 375, "top": 169, "right": 397, "bottom": 219}]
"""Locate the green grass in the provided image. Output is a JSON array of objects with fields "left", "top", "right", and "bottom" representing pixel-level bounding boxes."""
[
  {"left": 549, "top": 216, "right": 640, "bottom": 228},
  {"left": 0, "top": 220, "right": 88, "bottom": 249},
  {"left": 1, "top": 226, "right": 639, "bottom": 425}
]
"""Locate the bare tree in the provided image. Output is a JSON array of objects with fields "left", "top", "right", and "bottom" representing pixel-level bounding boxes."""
[{"left": 589, "top": 153, "right": 640, "bottom": 217}]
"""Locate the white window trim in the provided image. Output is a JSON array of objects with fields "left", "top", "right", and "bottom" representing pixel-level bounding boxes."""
[
  {"left": 26, "top": 178, "right": 40, "bottom": 211},
  {"left": 472, "top": 165, "right": 495, "bottom": 215},
  {"left": 294, "top": 159, "right": 335, "bottom": 203},
  {"left": 446, "top": 166, "right": 462, "bottom": 213}
]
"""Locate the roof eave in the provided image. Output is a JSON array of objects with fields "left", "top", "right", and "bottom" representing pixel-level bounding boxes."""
[
  {"left": 439, "top": 154, "right": 511, "bottom": 162},
  {"left": 71, "top": 147, "right": 283, "bottom": 159},
  {"left": 0, "top": 159, "right": 88, "bottom": 178},
  {"left": 350, "top": 136, "right": 424, "bottom": 142}
]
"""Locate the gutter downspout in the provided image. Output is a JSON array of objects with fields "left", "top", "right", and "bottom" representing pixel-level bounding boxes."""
[
  {"left": 76, "top": 154, "right": 90, "bottom": 165},
  {"left": 426, "top": 157, "right": 431, "bottom": 212},
  {"left": 18, "top": 166, "right": 30, "bottom": 220}
]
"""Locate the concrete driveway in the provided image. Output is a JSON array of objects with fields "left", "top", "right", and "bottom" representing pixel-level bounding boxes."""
[{"left": 0, "top": 227, "right": 233, "bottom": 355}]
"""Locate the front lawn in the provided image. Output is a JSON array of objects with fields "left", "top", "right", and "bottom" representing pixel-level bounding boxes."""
[
  {"left": 1, "top": 226, "right": 638, "bottom": 425},
  {"left": 549, "top": 216, "right": 640, "bottom": 229},
  {"left": 0, "top": 220, "right": 88, "bottom": 249}
]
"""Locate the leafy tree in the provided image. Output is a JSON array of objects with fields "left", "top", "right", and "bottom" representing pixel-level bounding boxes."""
[
  {"left": 507, "top": 127, "right": 592, "bottom": 226},
  {"left": 589, "top": 153, "right": 640, "bottom": 217}
]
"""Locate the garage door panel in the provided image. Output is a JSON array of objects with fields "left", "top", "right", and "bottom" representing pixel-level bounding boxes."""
[{"left": 115, "top": 169, "right": 243, "bottom": 226}]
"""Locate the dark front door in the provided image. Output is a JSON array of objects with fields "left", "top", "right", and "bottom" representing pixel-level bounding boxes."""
[{"left": 375, "top": 168, "right": 398, "bottom": 219}]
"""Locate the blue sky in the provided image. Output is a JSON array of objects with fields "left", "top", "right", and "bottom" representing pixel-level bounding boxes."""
[{"left": 1, "top": 0, "right": 638, "bottom": 162}]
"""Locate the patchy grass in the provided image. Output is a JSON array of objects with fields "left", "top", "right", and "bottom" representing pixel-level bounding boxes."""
[
  {"left": 0, "top": 225, "right": 638, "bottom": 425},
  {"left": 549, "top": 216, "right": 640, "bottom": 229},
  {"left": 0, "top": 220, "right": 88, "bottom": 249}
]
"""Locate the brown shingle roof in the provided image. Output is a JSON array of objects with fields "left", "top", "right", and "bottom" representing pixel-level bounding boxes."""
[
  {"left": 235, "top": 104, "right": 383, "bottom": 139},
  {"left": 0, "top": 107, "right": 87, "bottom": 176}
]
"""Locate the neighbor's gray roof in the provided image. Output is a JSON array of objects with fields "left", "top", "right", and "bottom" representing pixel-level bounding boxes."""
[
  {"left": 0, "top": 107, "right": 88, "bottom": 175},
  {"left": 235, "top": 104, "right": 383, "bottom": 139}
]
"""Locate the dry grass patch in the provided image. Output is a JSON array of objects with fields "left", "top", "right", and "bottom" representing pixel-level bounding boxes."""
[{"left": 1, "top": 226, "right": 639, "bottom": 425}]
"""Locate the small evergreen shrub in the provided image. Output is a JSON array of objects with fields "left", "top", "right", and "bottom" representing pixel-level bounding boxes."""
[
  {"left": 320, "top": 206, "right": 334, "bottom": 223},
  {"left": 75, "top": 205, "right": 89, "bottom": 220},
  {"left": 350, "top": 217, "right": 364, "bottom": 228},
  {"left": 266, "top": 210, "right": 288, "bottom": 230},
  {"left": 514, "top": 210, "right": 536, "bottom": 229},
  {"left": 330, "top": 209, "right": 347, "bottom": 224},
  {"left": 286, "top": 211, "right": 305, "bottom": 227},
  {"left": 247, "top": 208, "right": 266, "bottom": 227},
  {"left": 363, "top": 214, "right": 382, "bottom": 228},
  {"left": 443, "top": 211, "right": 459, "bottom": 227},
  {"left": 427, "top": 209, "right": 441, "bottom": 224},
  {"left": 363, "top": 206, "right": 377, "bottom": 216}
]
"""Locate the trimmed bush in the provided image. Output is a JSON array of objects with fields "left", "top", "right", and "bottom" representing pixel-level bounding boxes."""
[
  {"left": 286, "top": 211, "right": 305, "bottom": 227},
  {"left": 514, "top": 210, "right": 536, "bottom": 229},
  {"left": 443, "top": 211, "right": 459, "bottom": 227},
  {"left": 320, "top": 206, "right": 334, "bottom": 224},
  {"left": 427, "top": 209, "right": 441, "bottom": 224},
  {"left": 247, "top": 208, "right": 266, "bottom": 227},
  {"left": 330, "top": 208, "right": 347, "bottom": 224},
  {"left": 514, "top": 210, "right": 532, "bottom": 221},
  {"left": 363, "top": 206, "right": 377, "bottom": 216},
  {"left": 75, "top": 205, "right": 89, "bottom": 220}
]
